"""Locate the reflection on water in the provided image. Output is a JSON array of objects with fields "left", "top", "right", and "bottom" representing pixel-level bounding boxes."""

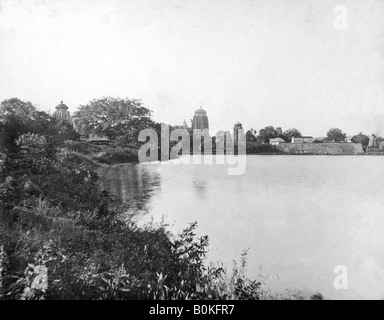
[
  {"left": 98, "top": 164, "right": 161, "bottom": 215},
  {"left": 99, "top": 156, "right": 384, "bottom": 300},
  {"left": 192, "top": 179, "right": 207, "bottom": 199}
]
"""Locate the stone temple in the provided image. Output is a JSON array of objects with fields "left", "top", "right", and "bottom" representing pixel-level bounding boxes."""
[
  {"left": 233, "top": 122, "right": 243, "bottom": 144},
  {"left": 192, "top": 107, "right": 209, "bottom": 134},
  {"left": 53, "top": 101, "right": 72, "bottom": 124}
]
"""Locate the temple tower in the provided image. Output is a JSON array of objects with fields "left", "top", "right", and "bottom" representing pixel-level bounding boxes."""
[
  {"left": 192, "top": 107, "right": 209, "bottom": 134},
  {"left": 53, "top": 101, "right": 72, "bottom": 124},
  {"left": 234, "top": 122, "right": 243, "bottom": 144}
]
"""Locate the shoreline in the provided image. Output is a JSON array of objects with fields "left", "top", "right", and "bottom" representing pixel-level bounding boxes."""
[{"left": 60, "top": 141, "right": 383, "bottom": 168}]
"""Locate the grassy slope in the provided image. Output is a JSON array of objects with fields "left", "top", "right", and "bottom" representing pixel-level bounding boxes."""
[{"left": 0, "top": 142, "right": 288, "bottom": 300}]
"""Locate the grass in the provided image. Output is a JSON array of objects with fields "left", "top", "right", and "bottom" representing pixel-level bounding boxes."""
[{"left": 0, "top": 141, "right": 285, "bottom": 300}]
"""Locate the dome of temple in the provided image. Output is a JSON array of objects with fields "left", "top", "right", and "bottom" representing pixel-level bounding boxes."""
[
  {"left": 55, "top": 101, "right": 69, "bottom": 110},
  {"left": 53, "top": 101, "right": 72, "bottom": 124},
  {"left": 194, "top": 108, "right": 207, "bottom": 114},
  {"left": 192, "top": 107, "right": 209, "bottom": 131}
]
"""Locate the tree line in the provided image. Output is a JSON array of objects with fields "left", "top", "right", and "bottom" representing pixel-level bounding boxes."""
[
  {"left": 1, "top": 97, "right": 380, "bottom": 157},
  {"left": 245, "top": 125, "right": 378, "bottom": 150}
]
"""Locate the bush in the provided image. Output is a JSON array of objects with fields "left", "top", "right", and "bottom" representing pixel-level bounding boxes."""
[
  {"left": 0, "top": 193, "right": 273, "bottom": 300},
  {"left": 0, "top": 100, "right": 277, "bottom": 299},
  {"left": 246, "top": 144, "right": 285, "bottom": 154},
  {"left": 95, "top": 149, "right": 138, "bottom": 164},
  {"left": 63, "top": 141, "right": 102, "bottom": 155}
]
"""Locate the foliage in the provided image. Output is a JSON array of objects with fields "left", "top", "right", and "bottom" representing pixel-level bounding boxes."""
[
  {"left": 63, "top": 141, "right": 139, "bottom": 165},
  {"left": 255, "top": 126, "right": 298, "bottom": 143},
  {"left": 246, "top": 143, "right": 285, "bottom": 154},
  {"left": 0, "top": 142, "right": 272, "bottom": 300},
  {"left": 0, "top": 98, "right": 78, "bottom": 153},
  {"left": 283, "top": 128, "right": 302, "bottom": 142},
  {"left": 257, "top": 126, "right": 280, "bottom": 143},
  {"left": 16, "top": 133, "right": 47, "bottom": 148},
  {"left": 0, "top": 98, "right": 36, "bottom": 123},
  {"left": 246, "top": 130, "right": 257, "bottom": 142},
  {"left": 74, "top": 97, "right": 156, "bottom": 141},
  {"left": 0, "top": 97, "right": 283, "bottom": 300},
  {"left": 313, "top": 137, "right": 326, "bottom": 143},
  {"left": 0, "top": 191, "right": 272, "bottom": 300},
  {"left": 326, "top": 128, "right": 347, "bottom": 143},
  {"left": 351, "top": 133, "right": 370, "bottom": 148},
  {"left": 94, "top": 149, "right": 138, "bottom": 165}
]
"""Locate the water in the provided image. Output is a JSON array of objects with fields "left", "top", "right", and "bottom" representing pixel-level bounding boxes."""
[{"left": 98, "top": 155, "right": 384, "bottom": 300}]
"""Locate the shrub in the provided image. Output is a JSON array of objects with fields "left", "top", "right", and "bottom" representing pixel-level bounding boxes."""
[{"left": 0, "top": 115, "right": 277, "bottom": 300}]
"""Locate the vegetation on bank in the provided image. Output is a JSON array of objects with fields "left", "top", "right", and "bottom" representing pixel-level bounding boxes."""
[
  {"left": 1, "top": 96, "right": 376, "bottom": 301},
  {"left": 245, "top": 143, "right": 286, "bottom": 155},
  {"left": 0, "top": 98, "right": 281, "bottom": 300},
  {"left": 63, "top": 141, "right": 139, "bottom": 166}
]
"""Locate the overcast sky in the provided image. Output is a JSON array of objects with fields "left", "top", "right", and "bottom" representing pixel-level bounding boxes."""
[{"left": 0, "top": 0, "right": 383, "bottom": 136}]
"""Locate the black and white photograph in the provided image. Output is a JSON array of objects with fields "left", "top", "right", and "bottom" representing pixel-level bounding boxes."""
[{"left": 0, "top": 0, "right": 384, "bottom": 304}]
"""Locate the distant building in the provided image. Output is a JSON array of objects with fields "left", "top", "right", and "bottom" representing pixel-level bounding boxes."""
[
  {"left": 192, "top": 107, "right": 209, "bottom": 134},
  {"left": 53, "top": 101, "right": 72, "bottom": 124},
  {"left": 233, "top": 122, "right": 243, "bottom": 144},
  {"left": 276, "top": 127, "right": 283, "bottom": 136},
  {"left": 291, "top": 136, "right": 313, "bottom": 144},
  {"left": 368, "top": 134, "right": 378, "bottom": 148},
  {"left": 269, "top": 137, "right": 285, "bottom": 146}
]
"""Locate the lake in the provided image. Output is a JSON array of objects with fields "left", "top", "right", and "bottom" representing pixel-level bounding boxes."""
[{"left": 98, "top": 155, "right": 384, "bottom": 300}]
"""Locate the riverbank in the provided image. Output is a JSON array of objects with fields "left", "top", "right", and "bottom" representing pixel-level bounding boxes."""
[
  {"left": 102, "top": 155, "right": 384, "bottom": 300},
  {"left": 1, "top": 140, "right": 299, "bottom": 300},
  {"left": 60, "top": 141, "right": 383, "bottom": 169},
  {"left": 63, "top": 140, "right": 139, "bottom": 166}
]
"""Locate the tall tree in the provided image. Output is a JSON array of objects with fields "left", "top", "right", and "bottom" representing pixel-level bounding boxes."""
[
  {"left": 283, "top": 128, "right": 302, "bottom": 142},
  {"left": 0, "top": 98, "right": 77, "bottom": 152},
  {"left": 246, "top": 130, "right": 257, "bottom": 142},
  {"left": 326, "top": 128, "right": 347, "bottom": 142},
  {"left": 257, "top": 126, "right": 279, "bottom": 143},
  {"left": 351, "top": 132, "right": 370, "bottom": 148},
  {"left": 0, "top": 98, "right": 36, "bottom": 123},
  {"left": 74, "top": 97, "right": 155, "bottom": 140},
  {"left": 0, "top": 98, "right": 39, "bottom": 152}
]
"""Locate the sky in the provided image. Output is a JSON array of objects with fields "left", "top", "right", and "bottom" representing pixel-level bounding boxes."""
[{"left": 0, "top": 0, "right": 383, "bottom": 136}]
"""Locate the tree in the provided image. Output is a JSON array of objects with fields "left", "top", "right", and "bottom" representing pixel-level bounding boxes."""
[
  {"left": 1, "top": 99, "right": 39, "bottom": 152},
  {"left": 376, "top": 136, "right": 384, "bottom": 148},
  {"left": 29, "top": 110, "right": 77, "bottom": 142},
  {"left": 0, "top": 98, "right": 78, "bottom": 152},
  {"left": 0, "top": 98, "right": 36, "bottom": 123},
  {"left": 74, "top": 97, "right": 155, "bottom": 140},
  {"left": 326, "top": 128, "right": 346, "bottom": 143},
  {"left": 257, "top": 126, "right": 279, "bottom": 143},
  {"left": 246, "top": 130, "right": 257, "bottom": 142},
  {"left": 351, "top": 132, "right": 370, "bottom": 149},
  {"left": 282, "top": 128, "right": 302, "bottom": 142}
]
